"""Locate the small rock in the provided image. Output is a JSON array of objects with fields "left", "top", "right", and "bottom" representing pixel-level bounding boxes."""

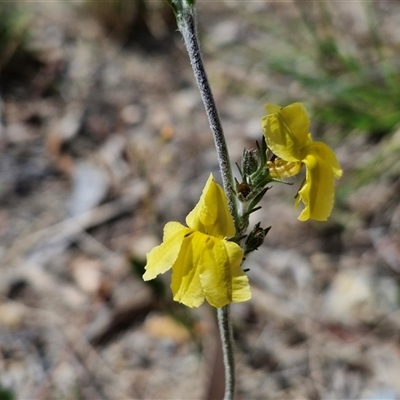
[
  {"left": 68, "top": 161, "right": 110, "bottom": 217},
  {"left": 0, "top": 302, "right": 26, "bottom": 328},
  {"left": 324, "top": 267, "right": 376, "bottom": 324},
  {"left": 365, "top": 386, "right": 399, "bottom": 400},
  {"left": 120, "top": 104, "right": 143, "bottom": 125},
  {"left": 70, "top": 256, "right": 103, "bottom": 294},
  {"left": 52, "top": 103, "right": 84, "bottom": 141},
  {"left": 172, "top": 89, "right": 200, "bottom": 117},
  {"left": 209, "top": 20, "right": 241, "bottom": 46},
  {"left": 144, "top": 313, "right": 190, "bottom": 345},
  {"left": 131, "top": 235, "right": 160, "bottom": 260},
  {"left": 6, "top": 123, "right": 33, "bottom": 143}
]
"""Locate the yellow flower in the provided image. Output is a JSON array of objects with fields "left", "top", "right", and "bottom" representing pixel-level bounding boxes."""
[
  {"left": 143, "top": 174, "right": 251, "bottom": 308},
  {"left": 262, "top": 103, "right": 342, "bottom": 221}
]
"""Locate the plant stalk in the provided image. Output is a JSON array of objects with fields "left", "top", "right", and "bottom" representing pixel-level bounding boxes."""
[
  {"left": 178, "top": 9, "right": 240, "bottom": 232},
  {"left": 177, "top": 6, "right": 238, "bottom": 400},
  {"left": 217, "top": 306, "right": 235, "bottom": 400}
]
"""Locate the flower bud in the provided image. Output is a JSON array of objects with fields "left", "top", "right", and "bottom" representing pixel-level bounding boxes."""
[
  {"left": 243, "top": 223, "right": 271, "bottom": 255},
  {"left": 242, "top": 149, "right": 259, "bottom": 177}
]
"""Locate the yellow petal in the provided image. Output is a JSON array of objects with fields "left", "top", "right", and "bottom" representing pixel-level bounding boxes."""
[
  {"left": 186, "top": 174, "right": 235, "bottom": 238},
  {"left": 199, "top": 238, "right": 250, "bottom": 308},
  {"left": 171, "top": 231, "right": 207, "bottom": 307},
  {"left": 297, "top": 152, "right": 336, "bottom": 221},
  {"left": 310, "top": 142, "right": 343, "bottom": 179},
  {"left": 143, "top": 222, "right": 189, "bottom": 281},
  {"left": 170, "top": 231, "right": 251, "bottom": 308},
  {"left": 265, "top": 104, "right": 281, "bottom": 114},
  {"left": 262, "top": 103, "right": 310, "bottom": 162}
]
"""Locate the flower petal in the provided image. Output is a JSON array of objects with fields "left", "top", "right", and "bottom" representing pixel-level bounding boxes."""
[
  {"left": 143, "top": 222, "right": 189, "bottom": 281},
  {"left": 310, "top": 142, "right": 343, "bottom": 179},
  {"left": 265, "top": 104, "right": 281, "bottom": 114},
  {"left": 297, "top": 152, "right": 336, "bottom": 221},
  {"left": 262, "top": 103, "right": 310, "bottom": 162},
  {"left": 186, "top": 174, "right": 235, "bottom": 238},
  {"left": 199, "top": 238, "right": 250, "bottom": 308},
  {"left": 171, "top": 231, "right": 207, "bottom": 307}
]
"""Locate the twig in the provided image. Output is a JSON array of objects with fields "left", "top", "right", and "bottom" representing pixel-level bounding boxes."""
[{"left": 4, "top": 182, "right": 147, "bottom": 263}]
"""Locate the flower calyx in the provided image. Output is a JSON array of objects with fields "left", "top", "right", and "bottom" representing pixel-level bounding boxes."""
[
  {"left": 166, "top": 0, "right": 195, "bottom": 23},
  {"left": 235, "top": 138, "right": 272, "bottom": 204},
  {"left": 243, "top": 222, "right": 271, "bottom": 256}
]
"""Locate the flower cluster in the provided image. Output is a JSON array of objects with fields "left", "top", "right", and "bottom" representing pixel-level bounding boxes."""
[
  {"left": 262, "top": 103, "right": 342, "bottom": 221},
  {"left": 143, "top": 102, "right": 342, "bottom": 308}
]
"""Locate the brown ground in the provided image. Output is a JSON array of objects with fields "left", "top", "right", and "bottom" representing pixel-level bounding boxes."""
[{"left": 1, "top": 2, "right": 400, "bottom": 399}]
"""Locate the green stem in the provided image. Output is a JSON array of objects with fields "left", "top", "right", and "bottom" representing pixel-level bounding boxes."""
[
  {"left": 217, "top": 306, "right": 235, "bottom": 400},
  {"left": 176, "top": 6, "right": 238, "bottom": 400},
  {"left": 177, "top": 8, "right": 240, "bottom": 232}
]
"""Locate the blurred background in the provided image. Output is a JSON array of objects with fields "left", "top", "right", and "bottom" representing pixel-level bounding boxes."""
[{"left": 1, "top": 1, "right": 400, "bottom": 399}]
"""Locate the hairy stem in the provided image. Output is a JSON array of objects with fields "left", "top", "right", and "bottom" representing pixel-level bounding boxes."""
[
  {"left": 178, "top": 10, "right": 240, "bottom": 232},
  {"left": 217, "top": 305, "right": 235, "bottom": 400},
  {"left": 177, "top": 7, "right": 238, "bottom": 400}
]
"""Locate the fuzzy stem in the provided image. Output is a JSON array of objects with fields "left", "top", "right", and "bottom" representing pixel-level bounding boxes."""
[
  {"left": 217, "top": 305, "right": 235, "bottom": 400},
  {"left": 176, "top": 7, "right": 238, "bottom": 400},
  {"left": 178, "top": 9, "right": 240, "bottom": 232}
]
